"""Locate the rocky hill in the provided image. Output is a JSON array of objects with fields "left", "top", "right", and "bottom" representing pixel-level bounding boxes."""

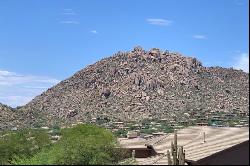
[
  {"left": 18, "top": 47, "right": 249, "bottom": 128},
  {"left": 0, "top": 103, "right": 20, "bottom": 130}
]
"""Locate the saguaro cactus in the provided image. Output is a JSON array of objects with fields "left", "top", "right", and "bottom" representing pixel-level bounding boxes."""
[
  {"left": 166, "top": 129, "right": 186, "bottom": 165},
  {"left": 167, "top": 150, "right": 172, "bottom": 165},
  {"left": 203, "top": 132, "right": 206, "bottom": 143},
  {"left": 132, "top": 150, "right": 135, "bottom": 159},
  {"left": 178, "top": 146, "right": 185, "bottom": 165}
]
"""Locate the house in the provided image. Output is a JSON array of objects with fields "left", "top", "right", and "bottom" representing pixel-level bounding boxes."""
[
  {"left": 127, "top": 131, "right": 138, "bottom": 139},
  {"left": 197, "top": 122, "right": 208, "bottom": 126},
  {"left": 174, "top": 125, "right": 184, "bottom": 129},
  {"left": 159, "top": 119, "right": 168, "bottom": 122},
  {"left": 239, "top": 111, "right": 248, "bottom": 116},
  {"left": 41, "top": 126, "right": 49, "bottom": 130},
  {"left": 189, "top": 118, "right": 197, "bottom": 122},
  {"left": 152, "top": 132, "right": 165, "bottom": 136},
  {"left": 11, "top": 127, "right": 18, "bottom": 131},
  {"left": 194, "top": 114, "right": 201, "bottom": 119},
  {"left": 114, "top": 121, "right": 124, "bottom": 124},
  {"left": 212, "top": 115, "right": 221, "bottom": 120},
  {"left": 235, "top": 124, "right": 244, "bottom": 127},
  {"left": 118, "top": 126, "right": 249, "bottom": 165},
  {"left": 143, "top": 134, "right": 154, "bottom": 139},
  {"left": 179, "top": 121, "right": 188, "bottom": 125},
  {"left": 239, "top": 120, "right": 248, "bottom": 124},
  {"left": 112, "top": 121, "right": 124, "bottom": 128},
  {"left": 119, "top": 146, "right": 158, "bottom": 158},
  {"left": 170, "top": 123, "right": 178, "bottom": 127},
  {"left": 51, "top": 135, "right": 61, "bottom": 141},
  {"left": 215, "top": 124, "right": 225, "bottom": 127},
  {"left": 91, "top": 117, "right": 97, "bottom": 123},
  {"left": 225, "top": 113, "right": 235, "bottom": 118},
  {"left": 198, "top": 117, "right": 208, "bottom": 121},
  {"left": 186, "top": 140, "right": 249, "bottom": 165}
]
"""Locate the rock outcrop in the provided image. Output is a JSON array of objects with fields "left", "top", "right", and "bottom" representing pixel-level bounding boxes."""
[
  {"left": 0, "top": 103, "right": 20, "bottom": 130},
  {"left": 15, "top": 47, "right": 249, "bottom": 128}
]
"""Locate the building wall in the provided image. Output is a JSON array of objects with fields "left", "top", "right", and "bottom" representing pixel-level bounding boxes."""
[
  {"left": 120, "top": 146, "right": 158, "bottom": 158},
  {"left": 194, "top": 140, "right": 249, "bottom": 165}
]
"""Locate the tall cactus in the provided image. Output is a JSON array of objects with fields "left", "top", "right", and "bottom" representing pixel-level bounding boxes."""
[
  {"left": 203, "top": 132, "right": 206, "bottom": 143},
  {"left": 167, "top": 150, "right": 172, "bottom": 165},
  {"left": 132, "top": 150, "right": 135, "bottom": 159},
  {"left": 173, "top": 130, "right": 178, "bottom": 165},
  {"left": 167, "top": 129, "right": 186, "bottom": 165},
  {"left": 178, "top": 146, "right": 185, "bottom": 165}
]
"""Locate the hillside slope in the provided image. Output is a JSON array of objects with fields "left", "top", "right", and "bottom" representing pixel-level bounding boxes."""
[
  {"left": 18, "top": 47, "right": 249, "bottom": 127},
  {"left": 0, "top": 103, "right": 20, "bottom": 130}
]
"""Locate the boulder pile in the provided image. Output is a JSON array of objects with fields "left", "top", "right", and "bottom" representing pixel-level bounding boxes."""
[
  {"left": 0, "top": 103, "right": 20, "bottom": 130},
  {"left": 15, "top": 46, "right": 249, "bottom": 128}
]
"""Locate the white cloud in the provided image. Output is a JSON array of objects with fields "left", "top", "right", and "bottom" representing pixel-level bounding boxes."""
[
  {"left": 0, "top": 70, "right": 59, "bottom": 85},
  {"left": 61, "top": 8, "right": 77, "bottom": 15},
  {"left": 59, "top": 20, "right": 79, "bottom": 24},
  {"left": 233, "top": 53, "right": 249, "bottom": 72},
  {"left": 146, "top": 18, "right": 173, "bottom": 26},
  {"left": 90, "top": 30, "right": 98, "bottom": 34},
  {"left": 60, "top": 8, "right": 79, "bottom": 24},
  {"left": 0, "top": 70, "right": 60, "bottom": 107},
  {"left": 62, "top": 12, "right": 77, "bottom": 15},
  {"left": 21, "top": 86, "right": 49, "bottom": 89},
  {"left": 192, "top": 35, "right": 207, "bottom": 39},
  {"left": 0, "top": 96, "right": 34, "bottom": 108},
  {"left": 63, "top": 8, "right": 73, "bottom": 11}
]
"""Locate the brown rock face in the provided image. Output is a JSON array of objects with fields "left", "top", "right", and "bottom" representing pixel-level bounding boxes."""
[
  {"left": 0, "top": 103, "right": 20, "bottom": 130},
  {"left": 16, "top": 47, "right": 249, "bottom": 128}
]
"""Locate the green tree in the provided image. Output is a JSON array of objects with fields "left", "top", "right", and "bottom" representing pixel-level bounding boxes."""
[
  {"left": 0, "top": 129, "right": 50, "bottom": 165},
  {"left": 13, "top": 124, "right": 124, "bottom": 165}
]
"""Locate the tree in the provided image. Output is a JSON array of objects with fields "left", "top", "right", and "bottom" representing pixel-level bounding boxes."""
[
  {"left": 12, "top": 124, "right": 124, "bottom": 165},
  {"left": 0, "top": 129, "right": 50, "bottom": 165}
]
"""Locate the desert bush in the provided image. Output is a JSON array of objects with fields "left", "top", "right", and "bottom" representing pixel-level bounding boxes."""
[
  {"left": 12, "top": 124, "right": 123, "bottom": 165},
  {"left": 0, "top": 129, "right": 50, "bottom": 165}
]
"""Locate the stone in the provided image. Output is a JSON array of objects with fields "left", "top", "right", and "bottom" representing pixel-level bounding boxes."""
[{"left": 5, "top": 47, "right": 248, "bottom": 129}]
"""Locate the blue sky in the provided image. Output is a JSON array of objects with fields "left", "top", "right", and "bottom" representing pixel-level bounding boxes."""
[{"left": 0, "top": 0, "right": 249, "bottom": 107}]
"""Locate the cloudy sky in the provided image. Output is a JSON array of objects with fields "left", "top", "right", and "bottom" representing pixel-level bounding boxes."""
[{"left": 0, "top": 0, "right": 249, "bottom": 107}]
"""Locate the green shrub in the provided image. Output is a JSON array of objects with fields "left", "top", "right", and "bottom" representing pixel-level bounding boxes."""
[
  {"left": 0, "top": 129, "right": 50, "bottom": 165},
  {"left": 12, "top": 124, "right": 123, "bottom": 165}
]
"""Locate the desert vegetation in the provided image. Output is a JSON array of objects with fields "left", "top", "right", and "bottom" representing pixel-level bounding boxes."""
[{"left": 0, "top": 124, "right": 125, "bottom": 165}]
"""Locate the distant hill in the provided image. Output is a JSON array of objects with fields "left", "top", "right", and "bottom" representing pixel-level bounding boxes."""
[
  {"left": 11, "top": 47, "right": 250, "bottom": 128},
  {"left": 0, "top": 103, "right": 20, "bottom": 130}
]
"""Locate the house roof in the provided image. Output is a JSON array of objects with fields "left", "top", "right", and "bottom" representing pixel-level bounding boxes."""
[
  {"left": 118, "top": 126, "right": 249, "bottom": 165},
  {"left": 192, "top": 140, "right": 249, "bottom": 165}
]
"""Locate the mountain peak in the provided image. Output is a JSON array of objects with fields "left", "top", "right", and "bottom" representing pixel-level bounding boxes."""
[{"left": 10, "top": 47, "right": 249, "bottom": 129}]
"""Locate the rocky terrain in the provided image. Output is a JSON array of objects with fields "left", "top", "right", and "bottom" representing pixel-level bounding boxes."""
[
  {"left": 0, "top": 103, "right": 20, "bottom": 130},
  {"left": 5, "top": 47, "right": 249, "bottom": 128}
]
